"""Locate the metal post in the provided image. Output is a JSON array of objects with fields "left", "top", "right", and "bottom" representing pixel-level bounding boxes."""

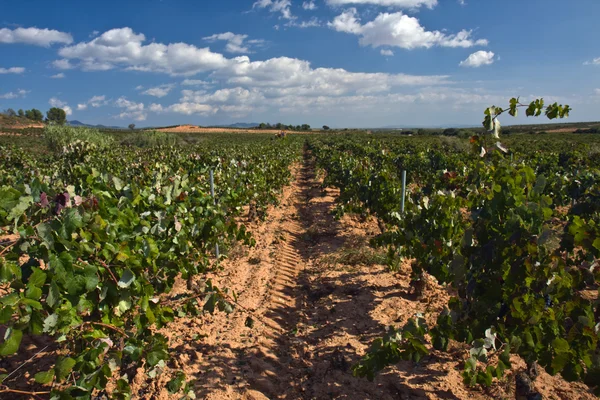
[
  {"left": 210, "top": 170, "right": 220, "bottom": 259},
  {"left": 401, "top": 170, "right": 407, "bottom": 214}
]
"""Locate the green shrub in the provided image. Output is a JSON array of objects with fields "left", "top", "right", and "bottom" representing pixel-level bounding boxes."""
[
  {"left": 44, "top": 125, "right": 114, "bottom": 151},
  {"left": 121, "top": 130, "right": 181, "bottom": 147}
]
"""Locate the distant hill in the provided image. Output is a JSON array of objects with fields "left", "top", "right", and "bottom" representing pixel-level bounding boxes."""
[{"left": 68, "top": 120, "right": 125, "bottom": 130}]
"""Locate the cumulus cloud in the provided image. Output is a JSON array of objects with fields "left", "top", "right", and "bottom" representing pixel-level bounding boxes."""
[
  {"left": 303, "top": 1, "right": 317, "bottom": 10},
  {"left": 181, "top": 79, "right": 212, "bottom": 86},
  {"left": 58, "top": 27, "right": 228, "bottom": 76},
  {"left": 114, "top": 96, "right": 146, "bottom": 121},
  {"left": 0, "top": 89, "right": 28, "bottom": 99},
  {"left": 203, "top": 32, "right": 265, "bottom": 54},
  {"left": 253, "top": 0, "right": 294, "bottom": 20},
  {"left": 0, "top": 67, "right": 25, "bottom": 74},
  {"left": 584, "top": 57, "right": 600, "bottom": 66},
  {"left": 325, "top": 0, "right": 437, "bottom": 8},
  {"left": 51, "top": 73, "right": 66, "bottom": 79},
  {"left": 459, "top": 51, "right": 495, "bottom": 67},
  {"left": 52, "top": 59, "right": 75, "bottom": 70},
  {"left": 328, "top": 9, "right": 488, "bottom": 49},
  {"left": 77, "top": 95, "right": 108, "bottom": 110},
  {"left": 141, "top": 84, "right": 176, "bottom": 98},
  {"left": 0, "top": 27, "right": 73, "bottom": 47},
  {"left": 380, "top": 49, "right": 394, "bottom": 56},
  {"left": 49, "top": 97, "right": 73, "bottom": 115}
]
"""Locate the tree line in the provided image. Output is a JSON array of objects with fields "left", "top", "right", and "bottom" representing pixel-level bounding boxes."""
[
  {"left": 257, "top": 122, "right": 312, "bottom": 131},
  {"left": 1, "top": 107, "right": 68, "bottom": 125}
]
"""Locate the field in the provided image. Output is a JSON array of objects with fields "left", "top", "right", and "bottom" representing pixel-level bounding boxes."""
[{"left": 0, "top": 126, "right": 599, "bottom": 399}]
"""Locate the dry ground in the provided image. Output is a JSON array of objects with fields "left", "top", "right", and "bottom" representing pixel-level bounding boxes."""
[{"left": 154, "top": 125, "right": 316, "bottom": 135}]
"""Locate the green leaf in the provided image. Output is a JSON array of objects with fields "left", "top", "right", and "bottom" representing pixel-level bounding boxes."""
[
  {"left": 552, "top": 353, "right": 570, "bottom": 374},
  {"left": 35, "top": 369, "right": 55, "bottom": 384},
  {"left": 112, "top": 176, "right": 124, "bottom": 191},
  {"left": 0, "top": 328, "right": 23, "bottom": 356},
  {"left": 37, "top": 223, "right": 54, "bottom": 248},
  {"left": 552, "top": 338, "right": 570, "bottom": 354},
  {"left": 8, "top": 196, "right": 32, "bottom": 221},
  {"left": 118, "top": 269, "right": 135, "bottom": 289},
  {"left": 28, "top": 267, "right": 47, "bottom": 288},
  {"left": 47, "top": 281, "right": 61, "bottom": 308},
  {"left": 43, "top": 314, "right": 59, "bottom": 333},
  {"left": 55, "top": 357, "right": 77, "bottom": 381},
  {"left": 167, "top": 371, "right": 186, "bottom": 394},
  {"left": 147, "top": 349, "right": 167, "bottom": 368},
  {"left": 0, "top": 188, "right": 22, "bottom": 211},
  {"left": 64, "top": 208, "right": 83, "bottom": 236}
]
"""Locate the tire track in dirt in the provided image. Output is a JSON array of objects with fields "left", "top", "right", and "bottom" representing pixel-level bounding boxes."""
[{"left": 146, "top": 151, "right": 317, "bottom": 399}]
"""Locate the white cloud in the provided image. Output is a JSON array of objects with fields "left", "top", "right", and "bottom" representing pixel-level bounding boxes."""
[
  {"left": 459, "top": 51, "right": 495, "bottom": 67},
  {"left": 115, "top": 97, "right": 146, "bottom": 121},
  {"left": 141, "top": 84, "right": 176, "bottom": 98},
  {"left": 253, "top": 0, "right": 294, "bottom": 20},
  {"left": 204, "top": 32, "right": 253, "bottom": 54},
  {"left": 58, "top": 28, "right": 229, "bottom": 76},
  {"left": 181, "top": 79, "right": 211, "bottom": 86},
  {"left": 380, "top": 49, "right": 394, "bottom": 56},
  {"left": 458, "top": 0, "right": 466, "bottom": 5},
  {"left": 326, "top": 0, "right": 437, "bottom": 8},
  {"left": 77, "top": 95, "right": 108, "bottom": 110},
  {"left": 49, "top": 97, "right": 73, "bottom": 116},
  {"left": 135, "top": 85, "right": 144, "bottom": 90},
  {"left": 328, "top": 9, "right": 362, "bottom": 34},
  {"left": 328, "top": 9, "right": 488, "bottom": 49},
  {"left": 287, "top": 17, "right": 322, "bottom": 28},
  {"left": 0, "top": 89, "right": 28, "bottom": 99},
  {"left": 303, "top": 1, "right": 317, "bottom": 10},
  {"left": 0, "top": 27, "right": 73, "bottom": 47},
  {"left": 0, "top": 67, "right": 25, "bottom": 74},
  {"left": 52, "top": 59, "right": 75, "bottom": 70},
  {"left": 584, "top": 57, "right": 600, "bottom": 66},
  {"left": 51, "top": 73, "right": 66, "bottom": 79},
  {"left": 595, "top": 89, "right": 600, "bottom": 95}
]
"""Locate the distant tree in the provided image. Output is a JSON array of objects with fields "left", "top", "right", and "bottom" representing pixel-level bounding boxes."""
[
  {"left": 17, "top": 109, "right": 24, "bottom": 117},
  {"left": 46, "top": 107, "right": 67, "bottom": 125},
  {"left": 275, "top": 122, "right": 283, "bottom": 130},
  {"left": 443, "top": 128, "right": 458, "bottom": 136},
  {"left": 25, "top": 109, "right": 44, "bottom": 122},
  {"left": 258, "top": 122, "right": 267, "bottom": 129},
  {"left": 128, "top": 123, "right": 136, "bottom": 131},
  {"left": 6, "top": 108, "right": 16, "bottom": 117},
  {"left": 322, "top": 125, "right": 330, "bottom": 131},
  {"left": 301, "top": 124, "right": 311, "bottom": 131}
]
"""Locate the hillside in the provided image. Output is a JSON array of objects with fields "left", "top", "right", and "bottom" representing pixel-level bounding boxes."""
[{"left": 0, "top": 114, "right": 45, "bottom": 129}]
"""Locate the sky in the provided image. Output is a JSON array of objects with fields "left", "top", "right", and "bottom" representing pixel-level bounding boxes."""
[{"left": 0, "top": 0, "right": 599, "bottom": 128}]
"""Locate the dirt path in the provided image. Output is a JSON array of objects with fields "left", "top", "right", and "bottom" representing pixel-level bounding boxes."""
[{"left": 139, "top": 149, "right": 595, "bottom": 400}]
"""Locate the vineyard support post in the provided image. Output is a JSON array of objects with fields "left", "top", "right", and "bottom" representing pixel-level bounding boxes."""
[
  {"left": 401, "top": 170, "right": 407, "bottom": 214},
  {"left": 210, "top": 169, "right": 220, "bottom": 259}
]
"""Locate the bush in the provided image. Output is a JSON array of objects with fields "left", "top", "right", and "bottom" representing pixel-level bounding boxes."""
[
  {"left": 44, "top": 125, "right": 114, "bottom": 151},
  {"left": 121, "top": 130, "right": 181, "bottom": 147}
]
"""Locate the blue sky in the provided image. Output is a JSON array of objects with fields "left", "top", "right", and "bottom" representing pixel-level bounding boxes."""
[{"left": 1, "top": 0, "right": 599, "bottom": 128}]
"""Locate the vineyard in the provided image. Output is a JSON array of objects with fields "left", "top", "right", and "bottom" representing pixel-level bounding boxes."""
[{"left": 0, "top": 117, "right": 599, "bottom": 399}]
